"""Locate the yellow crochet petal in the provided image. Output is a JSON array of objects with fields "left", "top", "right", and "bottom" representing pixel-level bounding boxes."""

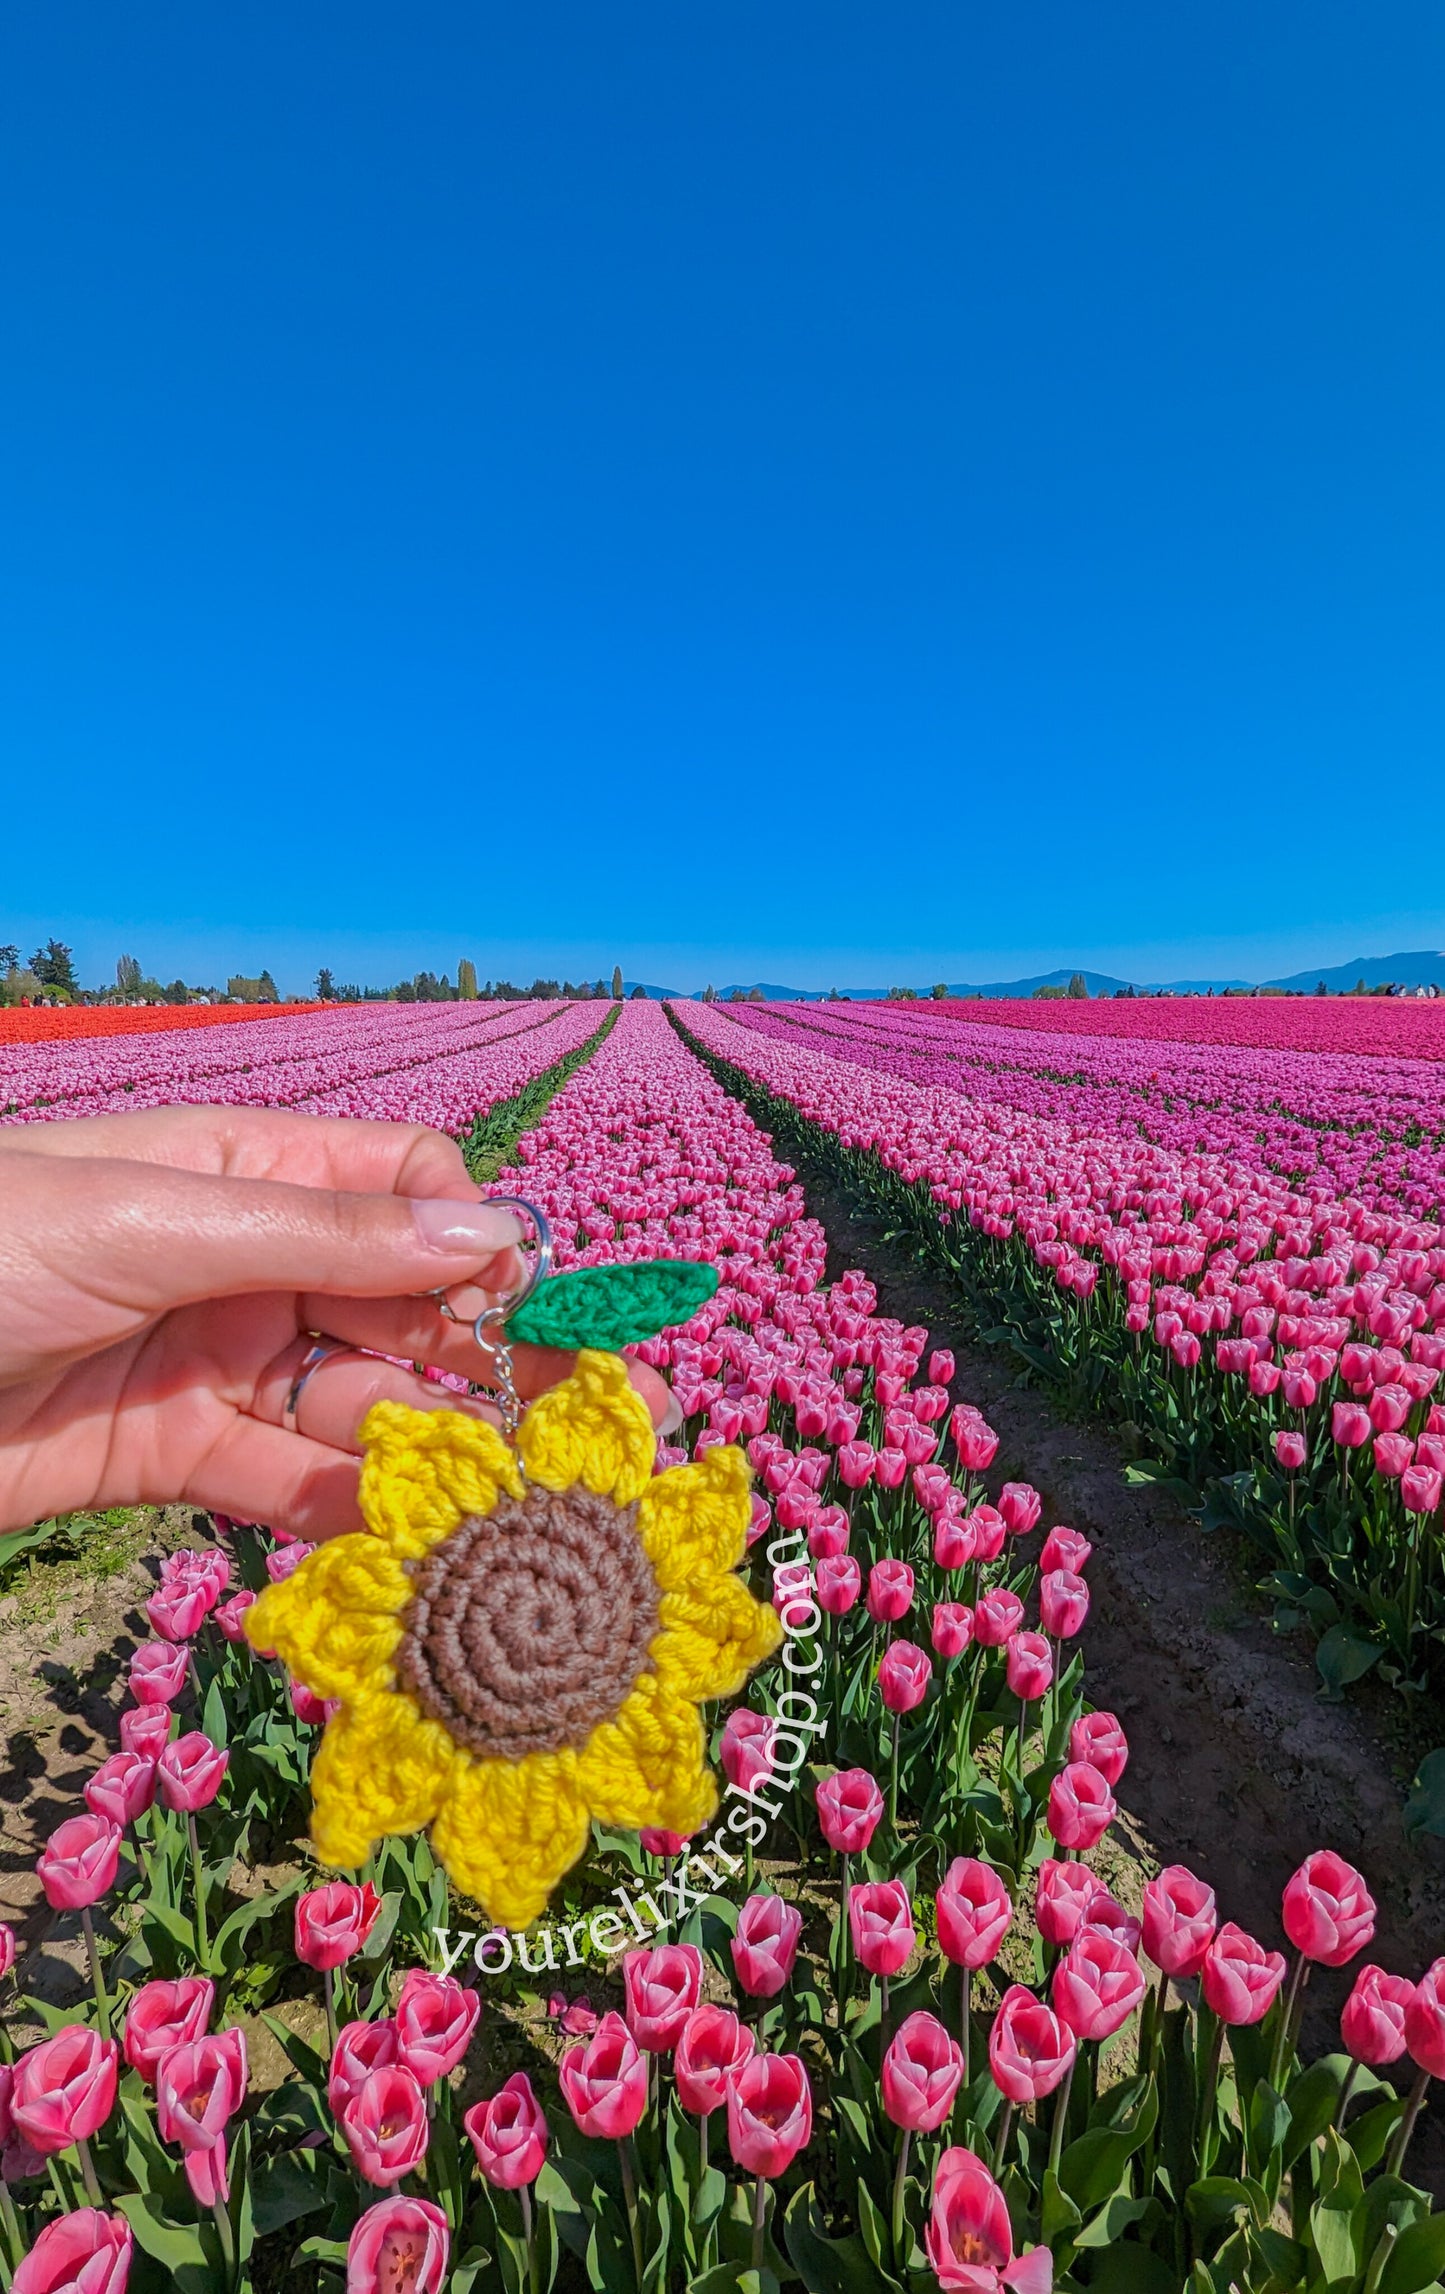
[
  {"left": 654, "top": 1575, "right": 785, "bottom": 1703},
  {"left": 516, "top": 1349, "right": 654, "bottom": 1505},
  {"left": 244, "top": 1536, "right": 412, "bottom": 1700},
  {"left": 308, "top": 1692, "right": 458, "bottom": 1869},
  {"left": 431, "top": 1750, "right": 592, "bottom": 1931},
  {"left": 637, "top": 1443, "right": 751, "bottom": 1592},
  {"left": 575, "top": 1674, "right": 719, "bottom": 1837},
  {"left": 357, "top": 1401, "right": 522, "bottom": 1561}
]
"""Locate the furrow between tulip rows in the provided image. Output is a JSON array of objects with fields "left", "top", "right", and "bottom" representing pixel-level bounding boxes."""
[{"left": 676, "top": 1001, "right": 1445, "bottom": 1718}]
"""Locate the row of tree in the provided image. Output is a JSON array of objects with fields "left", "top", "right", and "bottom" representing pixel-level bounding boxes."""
[{"left": 0, "top": 941, "right": 284, "bottom": 1008}]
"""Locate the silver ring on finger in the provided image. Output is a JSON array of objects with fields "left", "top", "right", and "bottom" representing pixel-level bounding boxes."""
[{"left": 282, "top": 1336, "right": 361, "bottom": 1435}]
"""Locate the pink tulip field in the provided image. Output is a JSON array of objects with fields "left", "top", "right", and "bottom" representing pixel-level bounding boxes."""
[
  {"left": 3, "top": 996, "right": 1445, "bottom": 2293},
  {"left": 679, "top": 999, "right": 1445, "bottom": 1706}
]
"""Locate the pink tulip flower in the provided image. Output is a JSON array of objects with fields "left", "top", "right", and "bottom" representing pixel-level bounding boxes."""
[
  {"left": 1046, "top": 1762, "right": 1116, "bottom": 1852},
  {"left": 1341, "top": 1966, "right": 1414, "bottom": 2065},
  {"left": 341, "top": 2065, "right": 430, "bottom": 2186},
  {"left": 674, "top": 2005, "right": 755, "bottom": 2115},
  {"left": 1068, "top": 1711, "right": 1129, "bottom": 1784},
  {"left": 926, "top": 2146, "right": 1051, "bottom": 2291},
  {"left": 936, "top": 1859, "right": 1013, "bottom": 1970},
  {"left": 731, "top": 1895, "right": 802, "bottom": 1999},
  {"left": 559, "top": 2012, "right": 648, "bottom": 2140},
  {"left": 1142, "top": 1865, "right": 1217, "bottom": 1978},
  {"left": 1281, "top": 1851, "right": 1376, "bottom": 1968},
  {"left": 10, "top": 2210, "right": 132, "bottom": 2294},
  {"left": 395, "top": 1970, "right": 481, "bottom": 2084},
  {"left": 988, "top": 1985, "right": 1075, "bottom": 2103},
  {"left": 295, "top": 1881, "right": 382, "bottom": 1972},
  {"left": 622, "top": 1944, "right": 701, "bottom": 2052},
  {"left": 1201, "top": 1924, "right": 1288, "bottom": 2026},
  {"left": 1006, "top": 1632, "right": 1052, "bottom": 1702},
  {"left": 11, "top": 2028, "right": 119, "bottom": 2155},
  {"left": 1052, "top": 1933, "right": 1146, "bottom": 2042},
  {"left": 84, "top": 1752, "right": 157, "bottom": 1830},
  {"left": 463, "top": 2073, "right": 548, "bottom": 2188},
  {"left": 345, "top": 2198, "right": 449, "bottom": 2294},
  {"left": 155, "top": 2029, "right": 247, "bottom": 2207},
  {"left": 848, "top": 1880, "right": 916, "bottom": 1976},
  {"left": 726, "top": 2052, "right": 812, "bottom": 2177},
  {"left": 156, "top": 1733, "right": 228, "bottom": 1814},
  {"left": 1039, "top": 1570, "right": 1090, "bottom": 1640},
  {"left": 37, "top": 1814, "right": 121, "bottom": 1911},
  {"left": 879, "top": 1639, "right": 932, "bottom": 1713},
  {"left": 128, "top": 1641, "right": 188, "bottom": 1706},
  {"left": 123, "top": 1978, "right": 215, "bottom": 2084},
  {"left": 882, "top": 2010, "right": 964, "bottom": 2133},
  {"left": 814, "top": 1768, "right": 884, "bottom": 1855}
]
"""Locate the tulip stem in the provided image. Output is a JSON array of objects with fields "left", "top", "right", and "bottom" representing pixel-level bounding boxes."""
[
  {"left": 0, "top": 2174, "right": 22, "bottom": 2269},
  {"left": 1335, "top": 2060, "right": 1360, "bottom": 2127},
  {"left": 78, "top": 1906, "right": 112, "bottom": 2041},
  {"left": 1048, "top": 2057, "right": 1076, "bottom": 2179},
  {"left": 880, "top": 1973, "right": 891, "bottom": 2051},
  {"left": 838, "top": 1854, "right": 852, "bottom": 2030},
  {"left": 620, "top": 2138, "right": 644, "bottom": 2291},
  {"left": 521, "top": 2184, "right": 538, "bottom": 2294},
  {"left": 699, "top": 2107, "right": 708, "bottom": 2184},
  {"left": 187, "top": 1811, "right": 210, "bottom": 1971},
  {"left": 324, "top": 1967, "right": 339, "bottom": 2057},
  {"left": 751, "top": 2174, "right": 766, "bottom": 2272},
  {"left": 1195, "top": 2011, "right": 1225, "bottom": 2169},
  {"left": 993, "top": 2101, "right": 1015, "bottom": 2175},
  {"left": 959, "top": 1968, "right": 970, "bottom": 2092},
  {"left": 1269, "top": 1952, "right": 1307, "bottom": 2091},
  {"left": 891, "top": 2129, "right": 911, "bottom": 2265},
  {"left": 1363, "top": 2224, "right": 1399, "bottom": 2294},
  {"left": 888, "top": 1709, "right": 901, "bottom": 1834},
  {"left": 212, "top": 2197, "right": 237, "bottom": 2288},
  {"left": 75, "top": 2135, "right": 103, "bottom": 2207},
  {"left": 1386, "top": 2066, "right": 1431, "bottom": 2178}
]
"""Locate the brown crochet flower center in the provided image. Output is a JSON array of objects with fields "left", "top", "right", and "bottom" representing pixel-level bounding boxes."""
[{"left": 394, "top": 1484, "right": 660, "bottom": 1760}]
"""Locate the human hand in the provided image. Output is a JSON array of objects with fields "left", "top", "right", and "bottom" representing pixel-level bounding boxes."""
[{"left": 0, "top": 1106, "right": 675, "bottom": 1539}]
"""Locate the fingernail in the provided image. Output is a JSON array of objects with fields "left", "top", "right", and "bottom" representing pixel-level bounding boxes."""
[
  {"left": 660, "top": 1389, "right": 685, "bottom": 1437},
  {"left": 412, "top": 1199, "right": 523, "bottom": 1256}
]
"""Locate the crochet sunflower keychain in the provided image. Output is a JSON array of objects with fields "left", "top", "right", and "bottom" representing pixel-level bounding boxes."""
[{"left": 246, "top": 1203, "right": 781, "bottom": 1929}]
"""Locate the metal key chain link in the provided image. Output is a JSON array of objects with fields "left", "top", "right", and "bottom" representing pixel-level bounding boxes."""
[{"left": 426, "top": 1195, "right": 553, "bottom": 1442}]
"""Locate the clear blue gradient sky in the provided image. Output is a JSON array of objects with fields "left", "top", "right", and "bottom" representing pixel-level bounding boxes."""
[{"left": 3, "top": 2, "right": 1443, "bottom": 994}]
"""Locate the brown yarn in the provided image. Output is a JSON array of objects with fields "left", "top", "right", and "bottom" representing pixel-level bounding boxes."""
[{"left": 394, "top": 1484, "right": 661, "bottom": 1760}]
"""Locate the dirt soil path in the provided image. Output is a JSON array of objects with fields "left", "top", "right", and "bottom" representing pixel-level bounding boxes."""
[
  {"left": 0, "top": 1507, "right": 201, "bottom": 2009},
  {"left": 785, "top": 1133, "right": 1445, "bottom": 2188}
]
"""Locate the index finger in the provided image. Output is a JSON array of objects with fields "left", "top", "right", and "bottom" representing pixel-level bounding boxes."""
[{"left": 4, "top": 1106, "right": 480, "bottom": 1202}]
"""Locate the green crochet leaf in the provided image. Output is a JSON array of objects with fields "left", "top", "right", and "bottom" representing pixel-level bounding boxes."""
[{"left": 506, "top": 1259, "right": 720, "bottom": 1351}]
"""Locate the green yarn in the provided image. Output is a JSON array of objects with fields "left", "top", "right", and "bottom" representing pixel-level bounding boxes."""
[{"left": 506, "top": 1259, "right": 720, "bottom": 1350}]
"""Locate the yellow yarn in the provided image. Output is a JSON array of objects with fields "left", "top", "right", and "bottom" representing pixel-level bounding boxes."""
[
  {"left": 516, "top": 1348, "right": 656, "bottom": 1504},
  {"left": 243, "top": 1349, "right": 780, "bottom": 1927}
]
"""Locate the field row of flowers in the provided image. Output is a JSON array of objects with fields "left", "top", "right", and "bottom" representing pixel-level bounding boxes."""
[
  {"left": 4, "top": 1002, "right": 1441, "bottom": 2292},
  {"left": 725, "top": 1001, "right": 1445, "bottom": 1219},
  {"left": 0, "top": 1004, "right": 326, "bottom": 1050},
  {"left": 939, "top": 998, "right": 1445, "bottom": 1063},
  {"left": 1, "top": 1003, "right": 603, "bottom": 1130},
  {"left": 678, "top": 1003, "right": 1445, "bottom": 1703}
]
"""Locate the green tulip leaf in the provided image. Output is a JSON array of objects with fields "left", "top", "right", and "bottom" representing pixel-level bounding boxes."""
[{"left": 507, "top": 1258, "right": 719, "bottom": 1350}]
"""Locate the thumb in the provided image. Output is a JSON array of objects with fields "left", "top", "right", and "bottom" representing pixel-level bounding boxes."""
[{"left": 0, "top": 1149, "right": 525, "bottom": 1374}]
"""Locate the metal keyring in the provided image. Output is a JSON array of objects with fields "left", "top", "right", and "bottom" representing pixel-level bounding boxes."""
[
  {"left": 426, "top": 1195, "right": 554, "bottom": 1325},
  {"left": 435, "top": 1197, "right": 553, "bottom": 1443}
]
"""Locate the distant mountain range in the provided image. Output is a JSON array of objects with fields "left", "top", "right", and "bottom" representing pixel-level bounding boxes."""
[{"left": 619, "top": 949, "right": 1445, "bottom": 1001}]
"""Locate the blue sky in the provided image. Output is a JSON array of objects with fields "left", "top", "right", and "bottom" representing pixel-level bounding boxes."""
[{"left": 3, "top": 2, "right": 1443, "bottom": 994}]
